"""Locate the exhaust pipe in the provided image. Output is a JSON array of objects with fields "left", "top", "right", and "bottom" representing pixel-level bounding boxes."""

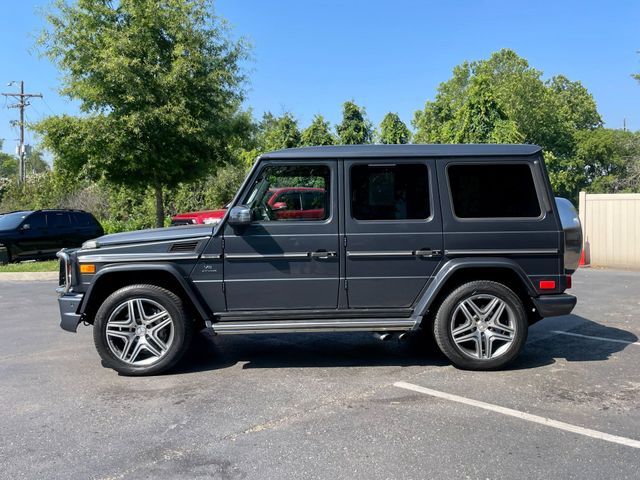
[
  {"left": 374, "top": 332, "right": 393, "bottom": 341},
  {"left": 398, "top": 332, "right": 410, "bottom": 341}
]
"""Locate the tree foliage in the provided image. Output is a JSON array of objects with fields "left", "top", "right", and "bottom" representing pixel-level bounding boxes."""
[
  {"left": 36, "top": 0, "right": 247, "bottom": 226},
  {"left": 301, "top": 114, "right": 336, "bottom": 146},
  {"left": 262, "top": 113, "right": 301, "bottom": 151},
  {"left": 378, "top": 113, "right": 411, "bottom": 144},
  {"left": 336, "top": 101, "right": 373, "bottom": 145}
]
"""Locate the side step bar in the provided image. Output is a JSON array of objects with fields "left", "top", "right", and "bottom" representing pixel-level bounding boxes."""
[{"left": 211, "top": 318, "right": 417, "bottom": 335}]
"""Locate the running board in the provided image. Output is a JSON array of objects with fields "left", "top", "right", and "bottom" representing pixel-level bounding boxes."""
[{"left": 210, "top": 318, "right": 417, "bottom": 335}]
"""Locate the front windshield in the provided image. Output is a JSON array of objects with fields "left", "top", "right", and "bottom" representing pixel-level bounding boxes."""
[{"left": 0, "top": 212, "right": 29, "bottom": 231}]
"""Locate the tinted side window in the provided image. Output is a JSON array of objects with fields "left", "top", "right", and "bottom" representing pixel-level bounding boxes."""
[
  {"left": 48, "top": 212, "right": 72, "bottom": 228},
  {"left": 243, "top": 165, "right": 330, "bottom": 222},
  {"left": 72, "top": 212, "right": 95, "bottom": 226},
  {"left": 27, "top": 212, "right": 47, "bottom": 229},
  {"left": 448, "top": 163, "right": 541, "bottom": 218},
  {"left": 351, "top": 164, "right": 430, "bottom": 221}
]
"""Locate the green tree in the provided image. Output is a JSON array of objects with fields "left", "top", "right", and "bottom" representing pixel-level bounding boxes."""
[
  {"left": 378, "top": 112, "right": 411, "bottom": 144},
  {"left": 0, "top": 140, "right": 18, "bottom": 178},
  {"left": 262, "top": 113, "right": 301, "bottom": 151},
  {"left": 412, "top": 49, "right": 587, "bottom": 155},
  {"left": 301, "top": 114, "right": 336, "bottom": 146},
  {"left": 547, "top": 75, "right": 602, "bottom": 131},
  {"left": 36, "top": 0, "right": 247, "bottom": 227},
  {"left": 336, "top": 101, "right": 373, "bottom": 145},
  {"left": 25, "top": 148, "right": 50, "bottom": 174}
]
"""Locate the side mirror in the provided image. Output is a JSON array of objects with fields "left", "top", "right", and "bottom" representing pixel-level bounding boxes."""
[
  {"left": 228, "top": 205, "right": 251, "bottom": 226},
  {"left": 20, "top": 223, "right": 31, "bottom": 231},
  {"left": 271, "top": 201, "right": 287, "bottom": 211}
]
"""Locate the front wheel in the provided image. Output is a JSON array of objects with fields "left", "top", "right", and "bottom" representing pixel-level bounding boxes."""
[
  {"left": 93, "top": 284, "right": 193, "bottom": 376},
  {"left": 433, "top": 281, "right": 528, "bottom": 371}
]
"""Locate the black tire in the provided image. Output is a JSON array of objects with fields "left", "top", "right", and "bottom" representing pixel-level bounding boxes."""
[
  {"left": 0, "top": 245, "right": 11, "bottom": 265},
  {"left": 433, "top": 280, "right": 528, "bottom": 371},
  {"left": 93, "top": 284, "right": 193, "bottom": 376}
]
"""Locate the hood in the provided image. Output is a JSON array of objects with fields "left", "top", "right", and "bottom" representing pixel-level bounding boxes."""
[{"left": 92, "top": 224, "right": 215, "bottom": 248}]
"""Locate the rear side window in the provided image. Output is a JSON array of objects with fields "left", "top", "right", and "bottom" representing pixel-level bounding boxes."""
[
  {"left": 447, "top": 163, "right": 541, "bottom": 219},
  {"left": 47, "top": 212, "right": 71, "bottom": 228},
  {"left": 351, "top": 164, "right": 430, "bottom": 221},
  {"left": 72, "top": 212, "right": 95, "bottom": 226}
]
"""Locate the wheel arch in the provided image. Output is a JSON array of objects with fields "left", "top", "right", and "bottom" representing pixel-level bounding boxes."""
[
  {"left": 80, "top": 264, "right": 210, "bottom": 327},
  {"left": 413, "top": 258, "right": 539, "bottom": 328}
]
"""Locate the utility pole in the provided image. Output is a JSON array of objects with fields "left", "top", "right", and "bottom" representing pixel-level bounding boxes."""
[{"left": 1, "top": 81, "right": 42, "bottom": 183}]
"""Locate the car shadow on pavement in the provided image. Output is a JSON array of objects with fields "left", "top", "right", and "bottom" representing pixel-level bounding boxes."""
[
  {"left": 510, "top": 314, "right": 638, "bottom": 370},
  {"left": 170, "top": 314, "right": 637, "bottom": 375},
  {"left": 172, "top": 330, "right": 449, "bottom": 375}
]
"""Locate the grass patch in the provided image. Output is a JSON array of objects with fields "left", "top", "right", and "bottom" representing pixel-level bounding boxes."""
[{"left": 0, "top": 260, "right": 59, "bottom": 273}]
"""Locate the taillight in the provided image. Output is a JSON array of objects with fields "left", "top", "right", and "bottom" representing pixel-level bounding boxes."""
[
  {"left": 539, "top": 280, "right": 556, "bottom": 290},
  {"left": 566, "top": 275, "right": 572, "bottom": 289}
]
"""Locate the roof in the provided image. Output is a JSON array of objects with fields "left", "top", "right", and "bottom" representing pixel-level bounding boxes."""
[{"left": 261, "top": 144, "right": 542, "bottom": 160}]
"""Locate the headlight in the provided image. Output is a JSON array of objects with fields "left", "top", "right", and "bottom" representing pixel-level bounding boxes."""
[
  {"left": 202, "top": 218, "right": 221, "bottom": 225},
  {"left": 82, "top": 239, "right": 100, "bottom": 250}
]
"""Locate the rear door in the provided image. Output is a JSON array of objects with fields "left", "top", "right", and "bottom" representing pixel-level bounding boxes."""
[
  {"left": 71, "top": 212, "right": 99, "bottom": 244},
  {"left": 344, "top": 159, "right": 444, "bottom": 308},
  {"left": 46, "top": 212, "right": 73, "bottom": 250},
  {"left": 223, "top": 161, "right": 339, "bottom": 310}
]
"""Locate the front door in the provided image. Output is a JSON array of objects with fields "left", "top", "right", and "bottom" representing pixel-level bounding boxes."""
[
  {"left": 223, "top": 161, "right": 339, "bottom": 310},
  {"left": 344, "top": 159, "right": 444, "bottom": 308}
]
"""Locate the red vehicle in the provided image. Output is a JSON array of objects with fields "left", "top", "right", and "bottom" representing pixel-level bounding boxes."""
[
  {"left": 170, "top": 187, "right": 326, "bottom": 226},
  {"left": 170, "top": 209, "right": 226, "bottom": 226}
]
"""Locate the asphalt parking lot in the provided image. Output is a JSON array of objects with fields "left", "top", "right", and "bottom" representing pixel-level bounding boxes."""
[{"left": 1, "top": 268, "right": 639, "bottom": 479}]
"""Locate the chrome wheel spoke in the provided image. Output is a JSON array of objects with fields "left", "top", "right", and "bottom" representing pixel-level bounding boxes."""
[
  {"left": 452, "top": 319, "right": 475, "bottom": 338},
  {"left": 488, "top": 330, "right": 513, "bottom": 343},
  {"left": 141, "top": 338, "right": 163, "bottom": 358}
]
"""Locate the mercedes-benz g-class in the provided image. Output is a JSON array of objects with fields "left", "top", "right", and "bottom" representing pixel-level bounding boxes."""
[{"left": 56, "top": 144, "right": 581, "bottom": 375}]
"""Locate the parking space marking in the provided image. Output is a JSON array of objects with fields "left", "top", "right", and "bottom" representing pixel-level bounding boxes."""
[
  {"left": 551, "top": 330, "right": 640, "bottom": 346},
  {"left": 394, "top": 381, "right": 640, "bottom": 450}
]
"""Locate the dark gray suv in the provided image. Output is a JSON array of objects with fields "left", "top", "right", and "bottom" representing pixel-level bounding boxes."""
[{"left": 56, "top": 145, "right": 581, "bottom": 375}]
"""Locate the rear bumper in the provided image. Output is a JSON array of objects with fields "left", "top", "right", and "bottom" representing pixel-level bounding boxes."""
[
  {"left": 58, "top": 293, "right": 84, "bottom": 332},
  {"left": 532, "top": 293, "right": 577, "bottom": 318}
]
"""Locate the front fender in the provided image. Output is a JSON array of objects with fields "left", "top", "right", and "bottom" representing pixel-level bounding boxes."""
[
  {"left": 412, "top": 257, "right": 538, "bottom": 320},
  {"left": 79, "top": 263, "right": 210, "bottom": 321}
]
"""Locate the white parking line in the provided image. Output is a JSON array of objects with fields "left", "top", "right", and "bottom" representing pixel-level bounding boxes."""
[
  {"left": 551, "top": 330, "right": 640, "bottom": 346},
  {"left": 394, "top": 381, "right": 640, "bottom": 450}
]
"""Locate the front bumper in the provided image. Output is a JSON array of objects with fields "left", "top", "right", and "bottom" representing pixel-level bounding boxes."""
[
  {"left": 532, "top": 293, "right": 577, "bottom": 318},
  {"left": 58, "top": 293, "right": 84, "bottom": 332}
]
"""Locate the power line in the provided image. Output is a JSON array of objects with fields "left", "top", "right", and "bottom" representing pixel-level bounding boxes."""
[{"left": 1, "top": 81, "right": 43, "bottom": 184}]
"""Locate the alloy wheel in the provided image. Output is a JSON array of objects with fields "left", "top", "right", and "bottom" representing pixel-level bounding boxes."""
[
  {"left": 105, "top": 298, "right": 175, "bottom": 366},
  {"left": 450, "top": 294, "right": 516, "bottom": 360}
]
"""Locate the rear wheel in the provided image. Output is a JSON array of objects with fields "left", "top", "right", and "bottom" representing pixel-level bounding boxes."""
[
  {"left": 433, "top": 280, "right": 527, "bottom": 370},
  {"left": 0, "top": 245, "right": 11, "bottom": 265},
  {"left": 93, "top": 284, "right": 193, "bottom": 376}
]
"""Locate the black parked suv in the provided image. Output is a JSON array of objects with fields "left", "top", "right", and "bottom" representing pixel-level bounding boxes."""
[
  {"left": 0, "top": 209, "right": 103, "bottom": 264},
  {"left": 56, "top": 145, "right": 581, "bottom": 375}
]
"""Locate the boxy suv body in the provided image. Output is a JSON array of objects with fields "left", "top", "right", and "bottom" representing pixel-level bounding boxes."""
[
  {"left": 0, "top": 209, "right": 103, "bottom": 264},
  {"left": 56, "top": 145, "right": 580, "bottom": 375}
]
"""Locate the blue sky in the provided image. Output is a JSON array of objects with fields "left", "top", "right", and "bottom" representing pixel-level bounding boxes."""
[{"left": 1, "top": 0, "right": 639, "bottom": 157}]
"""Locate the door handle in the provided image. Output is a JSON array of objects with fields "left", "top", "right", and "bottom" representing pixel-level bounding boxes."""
[
  {"left": 309, "top": 250, "right": 337, "bottom": 259},
  {"left": 413, "top": 249, "right": 442, "bottom": 257}
]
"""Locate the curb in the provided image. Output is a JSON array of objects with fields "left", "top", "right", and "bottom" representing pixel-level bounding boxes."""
[{"left": 0, "top": 272, "right": 58, "bottom": 281}]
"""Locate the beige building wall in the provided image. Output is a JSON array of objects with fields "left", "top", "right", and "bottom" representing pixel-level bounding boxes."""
[{"left": 578, "top": 192, "right": 640, "bottom": 268}]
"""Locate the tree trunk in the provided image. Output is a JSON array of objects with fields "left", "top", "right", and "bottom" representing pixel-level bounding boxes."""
[{"left": 154, "top": 183, "right": 164, "bottom": 228}]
